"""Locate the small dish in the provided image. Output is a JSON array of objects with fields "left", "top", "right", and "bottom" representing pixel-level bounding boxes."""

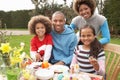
[
  {"left": 35, "top": 69, "right": 54, "bottom": 80},
  {"left": 49, "top": 65, "right": 69, "bottom": 73},
  {"left": 26, "top": 62, "right": 42, "bottom": 70}
]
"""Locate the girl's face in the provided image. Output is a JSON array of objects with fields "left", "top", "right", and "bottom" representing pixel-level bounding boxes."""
[
  {"left": 79, "top": 4, "right": 92, "bottom": 19},
  {"left": 35, "top": 23, "right": 46, "bottom": 37},
  {"left": 80, "top": 28, "right": 95, "bottom": 46}
]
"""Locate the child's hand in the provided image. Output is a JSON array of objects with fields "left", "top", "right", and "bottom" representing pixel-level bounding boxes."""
[
  {"left": 48, "top": 63, "right": 52, "bottom": 66},
  {"left": 89, "top": 56, "right": 99, "bottom": 71},
  {"left": 54, "top": 61, "right": 65, "bottom": 65},
  {"left": 36, "top": 53, "right": 42, "bottom": 62},
  {"left": 89, "top": 56, "right": 97, "bottom": 65}
]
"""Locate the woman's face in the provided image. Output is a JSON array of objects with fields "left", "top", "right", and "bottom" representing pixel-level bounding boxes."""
[
  {"left": 35, "top": 23, "right": 46, "bottom": 37},
  {"left": 80, "top": 28, "right": 95, "bottom": 46},
  {"left": 79, "top": 4, "right": 92, "bottom": 19}
]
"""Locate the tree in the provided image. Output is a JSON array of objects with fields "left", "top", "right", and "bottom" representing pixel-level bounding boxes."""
[
  {"left": 96, "top": 0, "right": 104, "bottom": 14},
  {"left": 37, "top": 3, "right": 76, "bottom": 24},
  {"left": 0, "top": 11, "right": 7, "bottom": 28},
  {"left": 103, "top": 0, "right": 120, "bottom": 35},
  {"left": 31, "top": 0, "right": 47, "bottom": 15}
]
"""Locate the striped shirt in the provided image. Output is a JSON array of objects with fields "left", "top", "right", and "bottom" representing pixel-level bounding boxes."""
[{"left": 71, "top": 45, "right": 105, "bottom": 75}]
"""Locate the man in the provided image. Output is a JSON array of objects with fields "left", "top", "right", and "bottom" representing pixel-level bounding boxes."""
[{"left": 50, "top": 11, "right": 77, "bottom": 66}]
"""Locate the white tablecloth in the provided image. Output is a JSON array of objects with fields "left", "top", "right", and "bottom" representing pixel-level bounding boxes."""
[{"left": 0, "top": 75, "right": 7, "bottom": 80}]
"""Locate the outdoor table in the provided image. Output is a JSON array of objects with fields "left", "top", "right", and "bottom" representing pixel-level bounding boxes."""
[
  {"left": 23, "top": 63, "right": 104, "bottom": 80},
  {"left": 0, "top": 75, "right": 7, "bottom": 80},
  {"left": 79, "top": 72, "right": 104, "bottom": 80},
  {"left": 0, "top": 72, "right": 104, "bottom": 80},
  {"left": 52, "top": 72, "right": 104, "bottom": 80},
  {"left": 0, "top": 63, "right": 104, "bottom": 80}
]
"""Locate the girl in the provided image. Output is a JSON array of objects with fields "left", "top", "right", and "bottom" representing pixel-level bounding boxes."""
[
  {"left": 28, "top": 15, "right": 53, "bottom": 62},
  {"left": 70, "top": 0, "right": 110, "bottom": 44},
  {"left": 70, "top": 24, "right": 105, "bottom": 77}
]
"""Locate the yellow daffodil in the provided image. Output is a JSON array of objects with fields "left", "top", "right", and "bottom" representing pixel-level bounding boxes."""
[
  {"left": 22, "top": 70, "right": 30, "bottom": 79},
  {"left": 10, "top": 46, "right": 23, "bottom": 66},
  {"left": 0, "top": 43, "right": 12, "bottom": 54},
  {"left": 10, "top": 57, "right": 16, "bottom": 66},
  {"left": 11, "top": 56, "right": 22, "bottom": 66},
  {"left": 0, "top": 42, "right": 26, "bottom": 68}
]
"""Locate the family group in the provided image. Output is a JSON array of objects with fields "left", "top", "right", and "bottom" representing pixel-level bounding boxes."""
[{"left": 28, "top": 0, "right": 110, "bottom": 79}]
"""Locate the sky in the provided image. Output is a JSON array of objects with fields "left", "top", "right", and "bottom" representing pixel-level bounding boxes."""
[{"left": 0, "top": 0, "right": 73, "bottom": 12}]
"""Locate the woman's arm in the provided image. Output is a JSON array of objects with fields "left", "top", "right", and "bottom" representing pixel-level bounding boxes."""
[{"left": 99, "top": 20, "right": 110, "bottom": 44}]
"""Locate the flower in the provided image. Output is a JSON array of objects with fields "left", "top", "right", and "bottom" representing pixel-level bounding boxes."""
[
  {"left": 0, "top": 42, "right": 25, "bottom": 67},
  {"left": 0, "top": 31, "right": 12, "bottom": 57},
  {"left": 22, "top": 70, "right": 31, "bottom": 79},
  {"left": 20, "top": 42, "right": 25, "bottom": 47},
  {"left": 10, "top": 42, "right": 25, "bottom": 66},
  {"left": 0, "top": 43, "right": 12, "bottom": 66},
  {"left": 0, "top": 43, "right": 12, "bottom": 54}
]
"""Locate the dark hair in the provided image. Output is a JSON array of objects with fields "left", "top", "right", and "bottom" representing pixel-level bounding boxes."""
[
  {"left": 52, "top": 11, "right": 66, "bottom": 21},
  {"left": 73, "top": 0, "right": 96, "bottom": 15},
  {"left": 28, "top": 15, "right": 52, "bottom": 35},
  {"left": 78, "top": 24, "right": 103, "bottom": 58}
]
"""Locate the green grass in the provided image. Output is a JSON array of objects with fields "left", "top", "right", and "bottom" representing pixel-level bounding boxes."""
[
  {"left": 9, "top": 35, "right": 120, "bottom": 55},
  {"left": 9, "top": 35, "right": 33, "bottom": 55},
  {"left": 110, "top": 37, "right": 120, "bottom": 45}
]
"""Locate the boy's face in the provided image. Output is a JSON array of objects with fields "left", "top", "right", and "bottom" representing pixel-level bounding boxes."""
[
  {"left": 52, "top": 14, "right": 65, "bottom": 34},
  {"left": 35, "top": 22, "right": 46, "bottom": 38}
]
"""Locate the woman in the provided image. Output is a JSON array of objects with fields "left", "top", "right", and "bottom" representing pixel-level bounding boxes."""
[{"left": 70, "top": 0, "right": 110, "bottom": 45}]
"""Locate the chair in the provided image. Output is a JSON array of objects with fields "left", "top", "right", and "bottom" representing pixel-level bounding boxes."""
[{"left": 103, "top": 43, "right": 120, "bottom": 80}]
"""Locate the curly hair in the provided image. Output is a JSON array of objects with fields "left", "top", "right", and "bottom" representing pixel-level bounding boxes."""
[
  {"left": 28, "top": 15, "right": 52, "bottom": 35},
  {"left": 78, "top": 24, "right": 103, "bottom": 58},
  {"left": 73, "top": 0, "right": 96, "bottom": 15}
]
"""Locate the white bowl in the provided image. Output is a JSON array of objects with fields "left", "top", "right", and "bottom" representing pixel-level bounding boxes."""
[{"left": 35, "top": 69, "right": 54, "bottom": 80}]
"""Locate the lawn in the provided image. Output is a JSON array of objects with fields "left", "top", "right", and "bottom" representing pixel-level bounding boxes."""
[
  {"left": 9, "top": 35, "right": 120, "bottom": 55},
  {"left": 9, "top": 35, "right": 33, "bottom": 55},
  {"left": 110, "top": 37, "right": 120, "bottom": 45},
  {"left": 9, "top": 35, "right": 120, "bottom": 50}
]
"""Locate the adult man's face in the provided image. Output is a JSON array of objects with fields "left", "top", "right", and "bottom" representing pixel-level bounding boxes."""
[{"left": 52, "top": 14, "right": 65, "bottom": 34}]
